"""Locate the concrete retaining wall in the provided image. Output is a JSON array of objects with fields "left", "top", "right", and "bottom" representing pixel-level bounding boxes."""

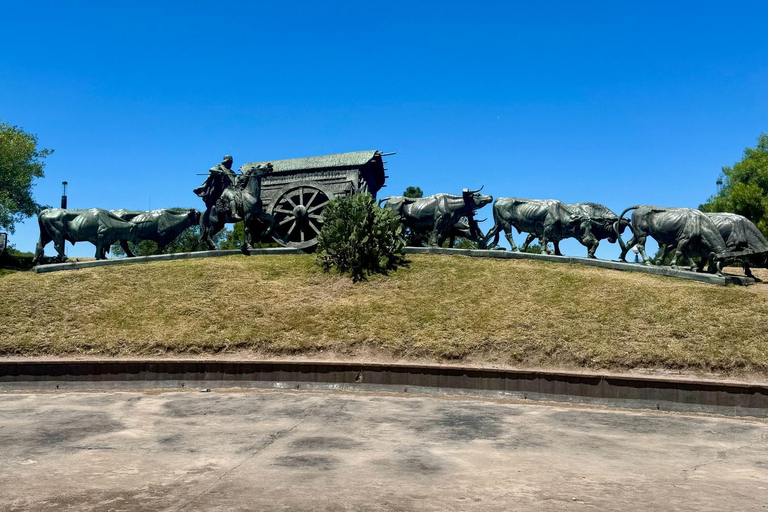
[{"left": 2, "top": 360, "right": 766, "bottom": 417}]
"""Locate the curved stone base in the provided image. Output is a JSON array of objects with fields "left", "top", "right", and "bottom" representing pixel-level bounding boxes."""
[{"left": 404, "top": 247, "right": 757, "bottom": 286}]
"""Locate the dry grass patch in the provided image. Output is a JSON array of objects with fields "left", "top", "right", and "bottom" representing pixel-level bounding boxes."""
[{"left": 1, "top": 254, "right": 767, "bottom": 375}]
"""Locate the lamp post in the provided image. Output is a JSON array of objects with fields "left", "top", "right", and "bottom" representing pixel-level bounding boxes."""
[
  {"left": 716, "top": 178, "right": 723, "bottom": 194},
  {"left": 61, "top": 181, "right": 68, "bottom": 209}
]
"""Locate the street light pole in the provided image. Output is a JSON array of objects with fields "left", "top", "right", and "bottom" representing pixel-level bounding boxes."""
[
  {"left": 61, "top": 181, "right": 68, "bottom": 209},
  {"left": 61, "top": 181, "right": 68, "bottom": 257}
]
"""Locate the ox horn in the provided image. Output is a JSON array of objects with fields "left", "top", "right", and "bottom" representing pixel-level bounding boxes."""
[{"left": 467, "top": 185, "right": 485, "bottom": 195}]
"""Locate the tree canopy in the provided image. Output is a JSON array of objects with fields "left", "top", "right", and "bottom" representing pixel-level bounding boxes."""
[
  {"left": 700, "top": 133, "right": 768, "bottom": 237},
  {"left": 0, "top": 121, "right": 53, "bottom": 233},
  {"left": 403, "top": 186, "right": 423, "bottom": 198}
]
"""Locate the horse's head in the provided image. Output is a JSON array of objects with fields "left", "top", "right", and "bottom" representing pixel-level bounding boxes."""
[{"left": 246, "top": 163, "right": 273, "bottom": 178}]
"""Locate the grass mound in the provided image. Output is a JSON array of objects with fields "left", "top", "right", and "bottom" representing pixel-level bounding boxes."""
[{"left": 2, "top": 254, "right": 767, "bottom": 375}]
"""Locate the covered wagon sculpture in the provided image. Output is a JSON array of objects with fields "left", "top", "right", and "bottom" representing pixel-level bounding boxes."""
[{"left": 240, "top": 150, "right": 389, "bottom": 249}]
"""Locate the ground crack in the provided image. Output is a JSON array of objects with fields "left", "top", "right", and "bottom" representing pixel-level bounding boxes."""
[
  {"left": 170, "top": 421, "right": 303, "bottom": 511},
  {"left": 682, "top": 432, "right": 767, "bottom": 476}
]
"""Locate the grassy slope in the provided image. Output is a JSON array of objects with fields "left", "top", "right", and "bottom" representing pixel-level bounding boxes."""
[{"left": 2, "top": 254, "right": 767, "bottom": 375}]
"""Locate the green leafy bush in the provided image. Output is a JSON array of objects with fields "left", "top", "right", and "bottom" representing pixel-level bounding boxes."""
[
  {"left": 0, "top": 247, "right": 35, "bottom": 270},
  {"left": 316, "top": 193, "right": 408, "bottom": 282}
]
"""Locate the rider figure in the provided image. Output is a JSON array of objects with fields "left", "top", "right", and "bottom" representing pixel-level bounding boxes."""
[{"left": 194, "top": 155, "right": 241, "bottom": 217}]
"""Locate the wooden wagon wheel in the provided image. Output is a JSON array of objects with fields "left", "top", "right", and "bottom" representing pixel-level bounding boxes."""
[{"left": 267, "top": 181, "right": 336, "bottom": 250}]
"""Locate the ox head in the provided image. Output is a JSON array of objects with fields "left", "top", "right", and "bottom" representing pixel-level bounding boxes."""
[
  {"left": 188, "top": 209, "right": 202, "bottom": 224},
  {"left": 567, "top": 210, "right": 598, "bottom": 246},
  {"left": 462, "top": 186, "right": 493, "bottom": 212}
]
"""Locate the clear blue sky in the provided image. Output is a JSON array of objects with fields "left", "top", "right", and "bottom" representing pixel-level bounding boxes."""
[{"left": 3, "top": 1, "right": 766, "bottom": 258}]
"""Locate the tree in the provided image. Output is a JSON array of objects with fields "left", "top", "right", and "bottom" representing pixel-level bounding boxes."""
[
  {"left": 700, "top": 133, "right": 768, "bottom": 238},
  {"left": 0, "top": 120, "right": 53, "bottom": 233},
  {"left": 403, "top": 186, "right": 423, "bottom": 199}
]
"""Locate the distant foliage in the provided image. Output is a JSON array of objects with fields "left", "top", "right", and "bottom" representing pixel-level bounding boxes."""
[
  {"left": 700, "top": 133, "right": 768, "bottom": 238},
  {"left": 219, "top": 222, "right": 278, "bottom": 250},
  {"left": 403, "top": 186, "right": 423, "bottom": 198},
  {"left": 110, "top": 222, "right": 222, "bottom": 257},
  {"left": 523, "top": 243, "right": 543, "bottom": 254},
  {"left": 0, "top": 246, "right": 35, "bottom": 270},
  {"left": 453, "top": 238, "right": 478, "bottom": 250},
  {"left": 316, "top": 193, "right": 408, "bottom": 282}
]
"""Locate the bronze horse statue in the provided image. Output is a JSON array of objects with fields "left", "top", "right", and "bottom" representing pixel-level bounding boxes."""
[{"left": 198, "top": 163, "right": 276, "bottom": 250}]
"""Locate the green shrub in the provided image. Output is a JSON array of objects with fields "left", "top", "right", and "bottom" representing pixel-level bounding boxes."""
[
  {"left": 0, "top": 247, "right": 35, "bottom": 270},
  {"left": 316, "top": 193, "right": 408, "bottom": 282}
]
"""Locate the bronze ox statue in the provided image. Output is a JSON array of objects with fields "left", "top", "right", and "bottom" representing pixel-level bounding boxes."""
[{"left": 379, "top": 187, "right": 492, "bottom": 247}]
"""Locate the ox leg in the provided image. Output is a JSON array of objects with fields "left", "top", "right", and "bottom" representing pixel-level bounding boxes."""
[
  {"left": 34, "top": 232, "right": 51, "bottom": 264},
  {"left": 427, "top": 227, "right": 439, "bottom": 247},
  {"left": 120, "top": 240, "right": 136, "bottom": 258},
  {"left": 669, "top": 238, "right": 690, "bottom": 269},
  {"left": 521, "top": 233, "right": 536, "bottom": 252},
  {"left": 587, "top": 240, "right": 599, "bottom": 259},
  {"left": 430, "top": 220, "right": 449, "bottom": 247},
  {"left": 482, "top": 224, "right": 498, "bottom": 249},
  {"left": 484, "top": 222, "right": 507, "bottom": 250},
  {"left": 633, "top": 235, "right": 651, "bottom": 265},
  {"left": 539, "top": 229, "right": 555, "bottom": 255},
  {"left": 553, "top": 240, "right": 563, "bottom": 256},
  {"left": 743, "top": 261, "right": 756, "bottom": 279},
  {"left": 504, "top": 233, "right": 518, "bottom": 251},
  {"left": 618, "top": 231, "right": 640, "bottom": 262},
  {"left": 53, "top": 235, "right": 67, "bottom": 262},
  {"left": 706, "top": 254, "right": 724, "bottom": 276}
]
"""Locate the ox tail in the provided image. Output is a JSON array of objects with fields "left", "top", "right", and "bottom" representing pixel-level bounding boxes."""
[
  {"left": 378, "top": 197, "right": 392, "bottom": 208},
  {"left": 614, "top": 205, "right": 640, "bottom": 253}
]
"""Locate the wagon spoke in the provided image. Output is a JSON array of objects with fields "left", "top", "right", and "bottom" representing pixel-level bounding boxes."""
[
  {"left": 308, "top": 220, "right": 321, "bottom": 234},
  {"left": 308, "top": 214, "right": 322, "bottom": 220},
  {"left": 300, "top": 227, "right": 305, "bottom": 242},
  {"left": 275, "top": 208, "right": 293, "bottom": 215},
  {"left": 298, "top": 187, "right": 304, "bottom": 206},
  {"left": 285, "top": 195, "right": 297, "bottom": 208},
  {"left": 278, "top": 216, "right": 294, "bottom": 226},
  {"left": 286, "top": 221, "right": 297, "bottom": 236},
  {"left": 308, "top": 201, "right": 328, "bottom": 214},
  {"left": 307, "top": 190, "right": 319, "bottom": 207}
]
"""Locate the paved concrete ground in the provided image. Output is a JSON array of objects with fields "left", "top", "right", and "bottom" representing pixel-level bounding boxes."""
[{"left": 1, "top": 389, "right": 767, "bottom": 511}]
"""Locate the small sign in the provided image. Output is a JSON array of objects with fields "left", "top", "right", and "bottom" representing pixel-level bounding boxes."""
[{"left": 0, "top": 233, "right": 6, "bottom": 252}]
